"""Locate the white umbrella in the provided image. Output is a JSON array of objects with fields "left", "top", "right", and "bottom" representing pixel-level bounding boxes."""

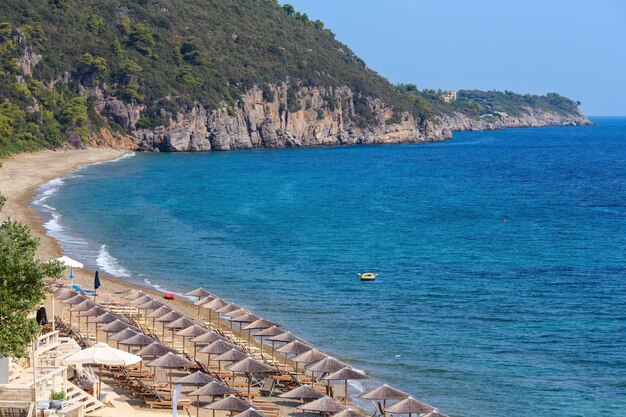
[
  {"left": 54, "top": 256, "right": 84, "bottom": 282},
  {"left": 64, "top": 342, "right": 142, "bottom": 398}
]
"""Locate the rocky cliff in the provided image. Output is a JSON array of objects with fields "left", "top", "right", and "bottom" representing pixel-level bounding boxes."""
[
  {"left": 92, "top": 84, "right": 591, "bottom": 152},
  {"left": 96, "top": 83, "right": 442, "bottom": 152}
]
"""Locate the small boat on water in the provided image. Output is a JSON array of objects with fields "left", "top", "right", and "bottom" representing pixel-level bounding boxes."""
[{"left": 359, "top": 272, "right": 378, "bottom": 281}]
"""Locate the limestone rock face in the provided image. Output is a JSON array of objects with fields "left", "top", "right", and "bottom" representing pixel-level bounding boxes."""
[
  {"left": 122, "top": 84, "right": 432, "bottom": 151},
  {"left": 93, "top": 84, "right": 591, "bottom": 152}
]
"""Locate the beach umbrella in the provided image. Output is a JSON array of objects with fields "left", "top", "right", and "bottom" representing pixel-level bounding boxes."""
[
  {"left": 360, "top": 384, "right": 409, "bottom": 415},
  {"left": 213, "top": 348, "right": 248, "bottom": 375},
  {"left": 194, "top": 295, "right": 215, "bottom": 318},
  {"left": 62, "top": 294, "right": 88, "bottom": 305},
  {"left": 124, "top": 290, "right": 146, "bottom": 300},
  {"left": 108, "top": 328, "right": 139, "bottom": 349},
  {"left": 384, "top": 397, "right": 433, "bottom": 417},
  {"left": 81, "top": 306, "right": 107, "bottom": 341},
  {"left": 130, "top": 295, "right": 154, "bottom": 306},
  {"left": 230, "top": 313, "right": 260, "bottom": 345},
  {"left": 137, "top": 342, "right": 176, "bottom": 357},
  {"left": 89, "top": 312, "right": 117, "bottom": 325},
  {"left": 277, "top": 340, "right": 311, "bottom": 372},
  {"left": 177, "top": 371, "right": 214, "bottom": 386},
  {"left": 202, "top": 298, "right": 227, "bottom": 325},
  {"left": 93, "top": 270, "right": 101, "bottom": 294},
  {"left": 323, "top": 367, "right": 369, "bottom": 405},
  {"left": 297, "top": 395, "right": 345, "bottom": 416},
  {"left": 119, "top": 333, "right": 155, "bottom": 348},
  {"left": 226, "top": 357, "right": 274, "bottom": 400},
  {"left": 166, "top": 316, "right": 196, "bottom": 347},
  {"left": 292, "top": 349, "right": 327, "bottom": 366},
  {"left": 191, "top": 331, "right": 228, "bottom": 345},
  {"left": 156, "top": 311, "right": 184, "bottom": 339},
  {"left": 333, "top": 408, "right": 365, "bottom": 417},
  {"left": 147, "top": 305, "right": 173, "bottom": 331},
  {"left": 185, "top": 288, "right": 213, "bottom": 299},
  {"left": 306, "top": 357, "right": 347, "bottom": 387},
  {"left": 254, "top": 325, "right": 284, "bottom": 358},
  {"left": 233, "top": 408, "right": 267, "bottom": 417},
  {"left": 204, "top": 395, "right": 251, "bottom": 416},
  {"left": 241, "top": 318, "right": 277, "bottom": 347},
  {"left": 190, "top": 381, "right": 239, "bottom": 417},
  {"left": 70, "top": 300, "right": 96, "bottom": 333},
  {"left": 268, "top": 331, "right": 301, "bottom": 344},
  {"left": 215, "top": 303, "right": 240, "bottom": 328},
  {"left": 279, "top": 384, "right": 324, "bottom": 400},
  {"left": 64, "top": 342, "right": 141, "bottom": 399},
  {"left": 54, "top": 288, "right": 77, "bottom": 300},
  {"left": 146, "top": 352, "right": 194, "bottom": 397},
  {"left": 177, "top": 324, "right": 209, "bottom": 359},
  {"left": 100, "top": 320, "right": 138, "bottom": 342},
  {"left": 54, "top": 256, "right": 83, "bottom": 282},
  {"left": 199, "top": 340, "right": 237, "bottom": 371},
  {"left": 138, "top": 299, "right": 164, "bottom": 329}
]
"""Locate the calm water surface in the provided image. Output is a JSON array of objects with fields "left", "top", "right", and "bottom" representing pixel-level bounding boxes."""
[{"left": 35, "top": 117, "right": 626, "bottom": 417}]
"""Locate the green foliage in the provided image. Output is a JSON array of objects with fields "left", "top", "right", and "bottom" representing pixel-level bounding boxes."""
[
  {"left": 50, "top": 390, "right": 66, "bottom": 400},
  {"left": 0, "top": 197, "right": 64, "bottom": 358},
  {"left": 128, "top": 23, "right": 155, "bottom": 56}
]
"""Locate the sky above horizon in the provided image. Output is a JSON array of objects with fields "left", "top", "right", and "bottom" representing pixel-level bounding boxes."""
[{"left": 282, "top": 0, "right": 625, "bottom": 116}]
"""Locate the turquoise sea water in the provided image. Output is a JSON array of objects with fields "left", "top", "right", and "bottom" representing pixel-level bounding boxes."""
[{"left": 34, "top": 118, "right": 626, "bottom": 417}]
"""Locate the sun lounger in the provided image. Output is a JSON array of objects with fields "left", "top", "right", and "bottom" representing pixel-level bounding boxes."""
[
  {"left": 259, "top": 377, "right": 275, "bottom": 396},
  {"left": 72, "top": 284, "right": 97, "bottom": 295}
]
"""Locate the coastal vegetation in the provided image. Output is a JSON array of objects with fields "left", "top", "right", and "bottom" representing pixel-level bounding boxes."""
[
  {"left": 0, "top": 0, "right": 586, "bottom": 157},
  {"left": 0, "top": 193, "right": 63, "bottom": 358}
]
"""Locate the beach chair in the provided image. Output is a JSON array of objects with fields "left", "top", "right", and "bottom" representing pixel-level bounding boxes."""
[
  {"left": 259, "top": 377, "right": 275, "bottom": 397},
  {"left": 72, "top": 284, "right": 97, "bottom": 295}
]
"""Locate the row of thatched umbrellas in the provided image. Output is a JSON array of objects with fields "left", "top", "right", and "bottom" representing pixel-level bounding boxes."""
[{"left": 53, "top": 286, "right": 447, "bottom": 417}]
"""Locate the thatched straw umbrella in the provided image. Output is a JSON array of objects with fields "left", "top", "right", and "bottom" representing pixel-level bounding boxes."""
[
  {"left": 100, "top": 320, "right": 138, "bottom": 342},
  {"left": 215, "top": 303, "right": 240, "bottom": 328},
  {"left": 156, "top": 311, "right": 184, "bottom": 340},
  {"left": 254, "top": 325, "right": 284, "bottom": 358},
  {"left": 199, "top": 340, "right": 238, "bottom": 371},
  {"left": 333, "top": 408, "right": 365, "bottom": 417},
  {"left": 53, "top": 289, "right": 76, "bottom": 321},
  {"left": 277, "top": 340, "right": 311, "bottom": 372},
  {"left": 292, "top": 349, "right": 327, "bottom": 367},
  {"left": 147, "top": 305, "right": 174, "bottom": 331},
  {"left": 279, "top": 384, "right": 324, "bottom": 401},
  {"left": 360, "top": 384, "right": 409, "bottom": 415},
  {"left": 81, "top": 307, "right": 107, "bottom": 341},
  {"left": 177, "top": 324, "right": 209, "bottom": 359},
  {"left": 213, "top": 349, "right": 248, "bottom": 375},
  {"left": 69, "top": 300, "right": 96, "bottom": 333},
  {"left": 124, "top": 290, "right": 147, "bottom": 300},
  {"left": 190, "top": 381, "right": 239, "bottom": 417},
  {"left": 176, "top": 371, "right": 214, "bottom": 389},
  {"left": 130, "top": 295, "right": 153, "bottom": 306},
  {"left": 323, "top": 367, "right": 369, "bottom": 405},
  {"left": 202, "top": 298, "right": 227, "bottom": 325},
  {"left": 193, "top": 295, "right": 214, "bottom": 318},
  {"left": 108, "top": 328, "right": 139, "bottom": 349},
  {"left": 185, "top": 288, "right": 213, "bottom": 299},
  {"left": 165, "top": 316, "right": 196, "bottom": 347},
  {"left": 89, "top": 312, "right": 118, "bottom": 343},
  {"left": 225, "top": 357, "right": 274, "bottom": 400},
  {"left": 137, "top": 342, "right": 176, "bottom": 357},
  {"left": 230, "top": 313, "right": 260, "bottom": 345},
  {"left": 191, "top": 331, "right": 227, "bottom": 346},
  {"left": 305, "top": 357, "right": 346, "bottom": 390},
  {"left": 137, "top": 299, "right": 164, "bottom": 329},
  {"left": 297, "top": 395, "right": 345, "bottom": 417},
  {"left": 233, "top": 408, "right": 267, "bottom": 417},
  {"left": 119, "top": 333, "right": 157, "bottom": 373},
  {"left": 146, "top": 352, "right": 194, "bottom": 397},
  {"left": 384, "top": 397, "right": 433, "bottom": 417},
  {"left": 241, "top": 318, "right": 277, "bottom": 348},
  {"left": 204, "top": 395, "right": 251, "bottom": 416}
]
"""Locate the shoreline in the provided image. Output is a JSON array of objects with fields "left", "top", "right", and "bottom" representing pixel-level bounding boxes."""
[{"left": 0, "top": 147, "right": 376, "bottom": 410}]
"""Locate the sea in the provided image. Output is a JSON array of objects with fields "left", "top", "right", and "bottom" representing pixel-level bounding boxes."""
[{"left": 32, "top": 117, "right": 626, "bottom": 417}]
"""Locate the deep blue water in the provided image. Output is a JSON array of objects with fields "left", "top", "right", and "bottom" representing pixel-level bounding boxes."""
[{"left": 34, "top": 118, "right": 626, "bottom": 417}]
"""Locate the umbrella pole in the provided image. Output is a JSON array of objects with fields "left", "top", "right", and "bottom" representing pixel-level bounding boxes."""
[
  {"left": 247, "top": 374, "right": 251, "bottom": 400},
  {"left": 196, "top": 395, "right": 200, "bottom": 417},
  {"left": 197, "top": 304, "right": 201, "bottom": 318},
  {"left": 344, "top": 380, "right": 348, "bottom": 405},
  {"left": 258, "top": 336, "right": 264, "bottom": 359},
  {"left": 182, "top": 337, "right": 186, "bottom": 356},
  {"left": 209, "top": 310, "right": 212, "bottom": 325},
  {"left": 383, "top": 400, "right": 387, "bottom": 417},
  {"left": 169, "top": 369, "right": 173, "bottom": 398},
  {"left": 271, "top": 341, "right": 275, "bottom": 360},
  {"left": 193, "top": 342, "right": 197, "bottom": 361},
  {"left": 98, "top": 365, "right": 103, "bottom": 401}
]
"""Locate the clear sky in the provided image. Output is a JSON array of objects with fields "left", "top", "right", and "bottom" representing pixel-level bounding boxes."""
[{"left": 281, "top": 1, "right": 626, "bottom": 116}]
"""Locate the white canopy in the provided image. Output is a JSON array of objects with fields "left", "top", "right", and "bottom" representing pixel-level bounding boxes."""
[
  {"left": 54, "top": 256, "right": 84, "bottom": 269},
  {"left": 64, "top": 342, "right": 141, "bottom": 366}
]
